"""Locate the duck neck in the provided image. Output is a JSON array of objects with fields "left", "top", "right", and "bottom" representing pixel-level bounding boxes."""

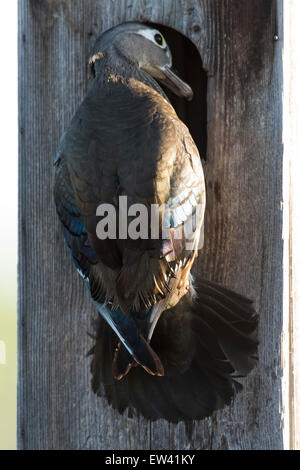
[{"left": 93, "top": 54, "right": 169, "bottom": 102}]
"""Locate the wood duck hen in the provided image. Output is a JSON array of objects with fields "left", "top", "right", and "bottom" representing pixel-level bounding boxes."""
[{"left": 54, "top": 22, "right": 258, "bottom": 422}]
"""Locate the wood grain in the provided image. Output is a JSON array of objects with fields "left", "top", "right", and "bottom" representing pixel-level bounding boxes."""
[
  {"left": 18, "top": 0, "right": 284, "bottom": 449},
  {"left": 281, "top": 0, "right": 300, "bottom": 450}
]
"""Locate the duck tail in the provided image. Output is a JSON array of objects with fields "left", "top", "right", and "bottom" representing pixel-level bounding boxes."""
[{"left": 89, "top": 276, "right": 258, "bottom": 422}]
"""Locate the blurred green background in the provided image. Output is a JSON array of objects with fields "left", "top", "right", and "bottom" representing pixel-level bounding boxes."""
[
  {"left": 0, "top": 285, "right": 17, "bottom": 450},
  {"left": 0, "top": 2, "right": 17, "bottom": 451}
]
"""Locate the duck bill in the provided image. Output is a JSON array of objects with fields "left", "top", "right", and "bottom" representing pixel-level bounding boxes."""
[{"left": 158, "top": 65, "right": 193, "bottom": 101}]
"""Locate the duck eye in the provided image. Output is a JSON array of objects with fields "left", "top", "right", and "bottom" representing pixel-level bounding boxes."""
[{"left": 154, "top": 33, "right": 164, "bottom": 46}]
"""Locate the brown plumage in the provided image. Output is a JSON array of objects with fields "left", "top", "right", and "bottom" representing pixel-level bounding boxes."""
[{"left": 54, "top": 22, "right": 258, "bottom": 421}]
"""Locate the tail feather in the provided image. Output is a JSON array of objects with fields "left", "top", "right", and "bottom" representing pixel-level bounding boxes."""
[
  {"left": 113, "top": 342, "right": 135, "bottom": 380},
  {"left": 90, "top": 277, "right": 258, "bottom": 422}
]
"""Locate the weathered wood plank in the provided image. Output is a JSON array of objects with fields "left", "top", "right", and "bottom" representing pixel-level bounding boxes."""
[
  {"left": 18, "top": 0, "right": 284, "bottom": 449},
  {"left": 282, "top": 0, "right": 300, "bottom": 450}
]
